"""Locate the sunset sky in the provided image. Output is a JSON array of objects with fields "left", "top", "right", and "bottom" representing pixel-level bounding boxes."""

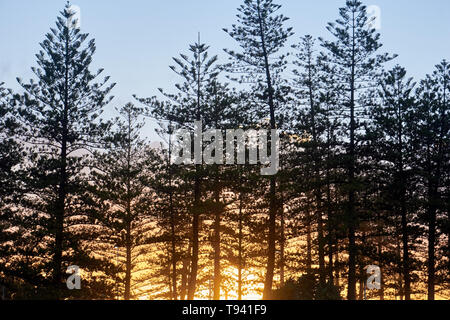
[
  {"left": 0, "top": 0, "right": 449, "bottom": 302},
  {"left": 1, "top": 0, "right": 450, "bottom": 141}
]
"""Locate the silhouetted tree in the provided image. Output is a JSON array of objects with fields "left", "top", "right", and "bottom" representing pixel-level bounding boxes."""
[
  {"left": 320, "top": 0, "right": 395, "bottom": 299},
  {"left": 13, "top": 3, "right": 115, "bottom": 298},
  {"left": 136, "top": 38, "right": 234, "bottom": 299},
  {"left": 0, "top": 83, "right": 25, "bottom": 299},
  {"left": 86, "top": 103, "right": 157, "bottom": 300},
  {"left": 224, "top": 0, "right": 293, "bottom": 299},
  {"left": 368, "top": 66, "right": 418, "bottom": 299},
  {"left": 413, "top": 60, "right": 449, "bottom": 300}
]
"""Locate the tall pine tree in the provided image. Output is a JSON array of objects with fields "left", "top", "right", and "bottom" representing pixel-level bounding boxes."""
[
  {"left": 368, "top": 66, "right": 417, "bottom": 299},
  {"left": 86, "top": 103, "right": 157, "bottom": 300},
  {"left": 320, "top": 0, "right": 395, "bottom": 299},
  {"left": 0, "top": 83, "right": 25, "bottom": 299},
  {"left": 413, "top": 60, "right": 449, "bottom": 300},
  {"left": 13, "top": 3, "right": 115, "bottom": 298},
  {"left": 224, "top": 0, "right": 293, "bottom": 299}
]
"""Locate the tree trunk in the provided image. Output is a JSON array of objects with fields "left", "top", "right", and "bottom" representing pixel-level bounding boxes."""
[
  {"left": 180, "top": 242, "right": 190, "bottom": 300},
  {"left": 427, "top": 187, "right": 437, "bottom": 300},
  {"left": 306, "top": 210, "right": 312, "bottom": 273},
  {"left": 347, "top": 10, "right": 357, "bottom": 300},
  {"left": 396, "top": 99, "right": 411, "bottom": 300},
  {"left": 334, "top": 246, "right": 340, "bottom": 287},
  {"left": 377, "top": 217, "right": 384, "bottom": 300},
  {"left": 169, "top": 192, "right": 177, "bottom": 300},
  {"left": 327, "top": 201, "right": 334, "bottom": 284},
  {"left": 279, "top": 195, "right": 285, "bottom": 287},
  {"left": 124, "top": 221, "right": 131, "bottom": 300},
  {"left": 263, "top": 178, "right": 277, "bottom": 300},
  {"left": 54, "top": 129, "right": 67, "bottom": 296},
  {"left": 307, "top": 52, "right": 325, "bottom": 287},
  {"left": 187, "top": 170, "right": 200, "bottom": 300},
  {"left": 187, "top": 43, "right": 203, "bottom": 300},
  {"left": 358, "top": 267, "right": 364, "bottom": 300},
  {"left": 168, "top": 126, "right": 178, "bottom": 300},
  {"left": 317, "top": 197, "right": 325, "bottom": 286},
  {"left": 427, "top": 84, "right": 445, "bottom": 300},
  {"left": 54, "top": 137, "right": 66, "bottom": 297},
  {"left": 256, "top": 2, "right": 278, "bottom": 299},
  {"left": 238, "top": 193, "right": 244, "bottom": 300},
  {"left": 54, "top": 34, "right": 70, "bottom": 297},
  {"left": 213, "top": 189, "right": 221, "bottom": 300},
  {"left": 400, "top": 193, "right": 411, "bottom": 300},
  {"left": 326, "top": 107, "right": 334, "bottom": 285},
  {"left": 396, "top": 237, "right": 404, "bottom": 300},
  {"left": 124, "top": 111, "right": 133, "bottom": 301}
]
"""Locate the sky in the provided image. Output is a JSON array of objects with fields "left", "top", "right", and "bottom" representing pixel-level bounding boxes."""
[{"left": 1, "top": 0, "right": 449, "bottom": 141}]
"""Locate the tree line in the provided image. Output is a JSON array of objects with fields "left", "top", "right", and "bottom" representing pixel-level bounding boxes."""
[{"left": 0, "top": 0, "right": 448, "bottom": 300}]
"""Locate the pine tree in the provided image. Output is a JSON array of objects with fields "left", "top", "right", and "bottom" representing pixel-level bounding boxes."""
[
  {"left": 136, "top": 39, "right": 233, "bottom": 299},
  {"left": 12, "top": 3, "right": 115, "bottom": 298},
  {"left": 368, "top": 65, "right": 417, "bottom": 299},
  {"left": 0, "top": 83, "right": 25, "bottom": 298},
  {"left": 291, "top": 35, "right": 329, "bottom": 286},
  {"left": 0, "top": 83, "right": 22, "bottom": 208},
  {"left": 224, "top": 0, "right": 293, "bottom": 299},
  {"left": 286, "top": 33, "right": 345, "bottom": 295},
  {"left": 320, "top": 0, "right": 395, "bottom": 299},
  {"left": 151, "top": 122, "right": 193, "bottom": 300},
  {"left": 85, "top": 103, "right": 157, "bottom": 300},
  {"left": 413, "top": 60, "right": 449, "bottom": 300}
]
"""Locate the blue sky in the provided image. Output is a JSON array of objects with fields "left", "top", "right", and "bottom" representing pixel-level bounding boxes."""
[{"left": 1, "top": 0, "right": 449, "bottom": 141}]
